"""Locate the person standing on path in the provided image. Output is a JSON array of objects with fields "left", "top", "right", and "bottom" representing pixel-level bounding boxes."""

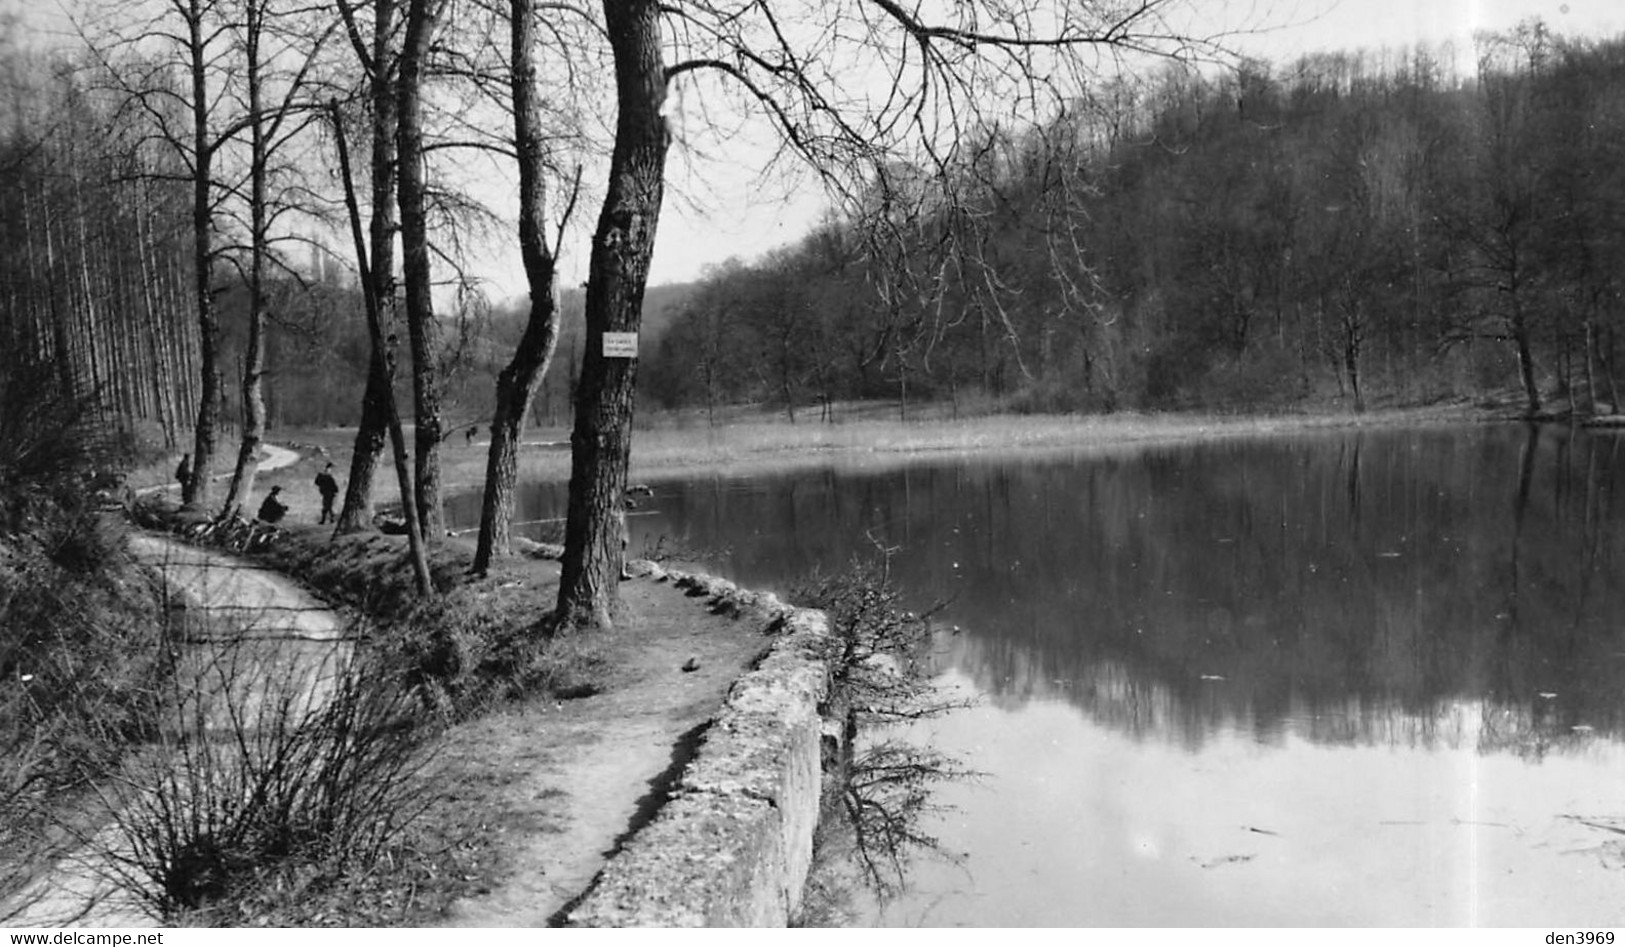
[
  {"left": 175, "top": 454, "right": 191, "bottom": 493},
  {"left": 314, "top": 463, "right": 340, "bottom": 524}
]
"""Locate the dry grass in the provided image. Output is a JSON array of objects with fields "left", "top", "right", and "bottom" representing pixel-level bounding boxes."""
[
  {"left": 132, "top": 496, "right": 596, "bottom": 718},
  {"left": 126, "top": 401, "right": 1495, "bottom": 505},
  {"left": 611, "top": 401, "right": 1493, "bottom": 483}
]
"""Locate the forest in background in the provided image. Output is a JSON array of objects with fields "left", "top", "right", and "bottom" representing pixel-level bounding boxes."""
[
  {"left": 7, "top": 18, "right": 1625, "bottom": 450},
  {"left": 642, "top": 24, "right": 1625, "bottom": 421}
]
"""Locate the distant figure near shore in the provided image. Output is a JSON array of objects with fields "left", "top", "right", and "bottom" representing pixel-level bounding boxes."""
[
  {"left": 314, "top": 463, "right": 340, "bottom": 524},
  {"left": 256, "top": 485, "right": 288, "bottom": 524},
  {"left": 618, "top": 485, "right": 651, "bottom": 580}
]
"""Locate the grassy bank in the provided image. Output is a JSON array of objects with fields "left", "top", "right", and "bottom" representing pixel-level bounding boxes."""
[
  {"left": 0, "top": 514, "right": 169, "bottom": 921},
  {"left": 611, "top": 402, "right": 1496, "bottom": 483},
  {"left": 130, "top": 497, "right": 603, "bottom": 720},
  {"left": 130, "top": 400, "right": 1500, "bottom": 506},
  {"left": 118, "top": 499, "right": 612, "bottom": 926},
  {"left": 0, "top": 364, "right": 177, "bottom": 923}
]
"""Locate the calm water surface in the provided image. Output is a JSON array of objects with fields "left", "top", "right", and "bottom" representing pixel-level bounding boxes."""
[{"left": 454, "top": 423, "right": 1625, "bottom": 925}]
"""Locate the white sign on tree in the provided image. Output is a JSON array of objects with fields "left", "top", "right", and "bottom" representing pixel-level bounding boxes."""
[{"left": 602, "top": 331, "right": 639, "bottom": 358}]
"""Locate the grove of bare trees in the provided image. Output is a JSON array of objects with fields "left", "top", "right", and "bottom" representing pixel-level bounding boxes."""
[{"left": 1, "top": 20, "right": 201, "bottom": 451}]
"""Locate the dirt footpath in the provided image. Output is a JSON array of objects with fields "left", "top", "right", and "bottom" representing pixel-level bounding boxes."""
[
  {"left": 126, "top": 534, "right": 345, "bottom": 641},
  {"left": 433, "top": 564, "right": 775, "bottom": 926},
  {"left": 117, "top": 443, "right": 781, "bottom": 926},
  {"left": 9, "top": 539, "right": 768, "bottom": 928},
  {"left": 6, "top": 533, "right": 350, "bottom": 927}
]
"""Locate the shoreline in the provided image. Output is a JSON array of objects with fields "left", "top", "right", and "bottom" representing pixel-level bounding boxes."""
[
  {"left": 477, "top": 403, "right": 1510, "bottom": 495},
  {"left": 135, "top": 403, "right": 1524, "bottom": 521}
]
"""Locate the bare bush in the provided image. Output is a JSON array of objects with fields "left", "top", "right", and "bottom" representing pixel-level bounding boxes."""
[
  {"left": 0, "top": 353, "right": 164, "bottom": 921},
  {"left": 84, "top": 634, "right": 439, "bottom": 922}
]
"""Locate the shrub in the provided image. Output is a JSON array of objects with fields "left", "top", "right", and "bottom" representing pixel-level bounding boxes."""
[
  {"left": 91, "top": 637, "right": 439, "bottom": 921},
  {"left": 0, "top": 359, "right": 123, "bottom": 533},
  {"left": 0, "top": 357, "right": 164, "bottom": 914}
]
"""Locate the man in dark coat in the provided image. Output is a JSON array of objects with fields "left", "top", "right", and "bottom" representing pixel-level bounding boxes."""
[
  {"left": 256, "top": 485, "right": 288, "bottom": 524},
  {"left": 175, "top": 454, "right": 191, "bottom": 492},
  {"left": 314, "top": 463, "right": 340, "bottom": 524}
]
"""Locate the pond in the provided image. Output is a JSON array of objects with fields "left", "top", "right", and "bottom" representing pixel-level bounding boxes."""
[{"left": 449, "top": 422, "right": 1625, "bottom": 926}]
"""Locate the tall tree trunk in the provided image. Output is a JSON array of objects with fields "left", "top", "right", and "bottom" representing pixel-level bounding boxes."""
[
  {"left": 332, "top": 99, "right": 433, "bottom": 596},
  {"left": 337, "top": 357, "right": 392, "bottom": 532},
  {"left": 168, "top": 215, "right": 193, "bottom": 449},
  {"left": 226, "top": 296, "right": 268, "bottom": 515},
  {"left": 780, "top": 337, "right": 796, "bottom": 423},
  {"left": 1342, "top": 302, "right": 1364, "bottom": 413},
  {"left": 183, "top": 0, "right": 222, "bottom": 510},
  {"left": 166, "top": 229, "right": 200, "bottom": 434},
  {"left": 555, "top": 0, "right": 669, "bottom": 631},
  {"left": 1605, "top": 325, "right": 1621, "bottom": 413},
  {"left": 1511, "top": 298, "right": 1540, "bottom": 416},
  {"left": 140, "top": 184, "right": 178, "bottom": 448},
  {"left": 472, "top": 0, "right": 564, "bottom": 576},
  {"left": 1583, "top": 316, "right": 1599, "bottom": 416},
  {"left": 71, "top": 175, "right": 108, "bottom": 418},
  {"left": 24, "top": 184, "right": 77, "bottom": 401},
  {"left": 335, "top": 0, "right": 401, "bottom": 534},
  {"left": 104, "top": 200, "right": 137, "bottom": 424},
  {"left": 224, "top": 0, "right": 269, "bottom": 517},
  {"left": 134, "top": 183, "right": 175, "bottom": 444},
  {"left": 897, "top": 353, "right": 908, "bottom": 421},
  {"left": 398, "top": 0, "right": 446, "bottom": 541}
]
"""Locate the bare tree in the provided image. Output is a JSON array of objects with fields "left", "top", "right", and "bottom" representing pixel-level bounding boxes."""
[
  {"left": 397, "top": 0, "right": 448, "bottom": 540},
  {"left": 176, "top": 0, "right": 230, "bottom": 509},
  {"left": 330, "top": 98, "right": 434, "bottom": 595},
  {"left": 332, "top": 0, "right": 510, "bottom": 546},
  {"left": 1436, "top": 23, "right": 1559, "bottom": 416},
  {"left": 552, "top": 0, "right": 665, "bottom": 631},
  {"left": 331, "top": 0, "right": 403, "bottom": 534},
  {"left": 470, "top": 0, "right": 581, "bottom": 576},
  {"left": 70, "top": 0, "right": 261, "bottom": 508},
  {"left": 219, "top": 0, "right": 336, "bottom": 516},
  {"left": 552, "top": 0, "right": 1236, "bottom": 630}
]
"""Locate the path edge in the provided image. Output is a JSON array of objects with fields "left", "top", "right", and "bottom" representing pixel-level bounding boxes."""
[{"left": 563, "top": 565, "right": 842, "bottom": 928}]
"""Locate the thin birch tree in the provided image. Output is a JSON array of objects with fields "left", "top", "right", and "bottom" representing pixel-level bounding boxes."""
[
  {"left": 469, "top": 0, "right": 579, "bottom": 575},
  {"left": 331, "top": 0, "right": 403, "bottom": 533},
  {"left": 219, "top": 0, "right": 336, "bottom": 516}
]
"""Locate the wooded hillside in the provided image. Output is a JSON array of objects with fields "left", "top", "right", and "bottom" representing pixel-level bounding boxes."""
[{"left": 640, "top": 26, "right": 1625, "bottom": 419}]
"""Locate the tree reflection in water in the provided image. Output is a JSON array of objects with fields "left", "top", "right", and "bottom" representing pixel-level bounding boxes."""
[{"left": 790, "top": 553, "right": 976, "bottom": 926}]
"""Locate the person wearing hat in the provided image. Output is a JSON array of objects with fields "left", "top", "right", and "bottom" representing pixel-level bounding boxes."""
[
  {"left": 256, "top": 485, "right": 289, "bottom": 524},
  {"left": 314, "top": 463, "right": 340, "bottom": 524}
]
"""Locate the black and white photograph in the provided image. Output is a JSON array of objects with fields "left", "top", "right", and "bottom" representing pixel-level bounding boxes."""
[{"left": 2, "top": 0, "right": 1624, "bottom": 933}]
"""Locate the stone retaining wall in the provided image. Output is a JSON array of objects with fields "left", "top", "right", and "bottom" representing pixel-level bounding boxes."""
[{"left": 563, "top": 566, "right": 843, "bottom": 928}]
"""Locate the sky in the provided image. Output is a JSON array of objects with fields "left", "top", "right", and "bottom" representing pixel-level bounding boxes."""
[{"left": 633, "top": 0, "right": 1625, "bottom": 294}]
